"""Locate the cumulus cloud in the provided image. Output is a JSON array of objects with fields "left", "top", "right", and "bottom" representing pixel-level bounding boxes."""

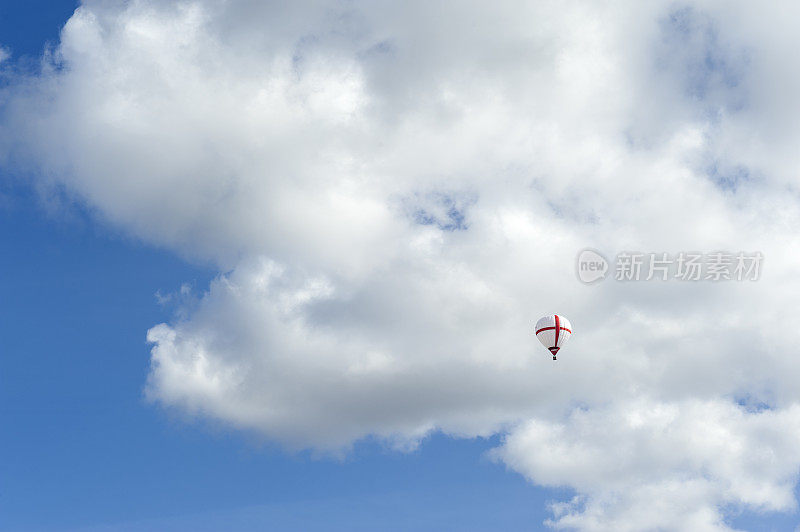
[
  {"left": 495, "top": 399, "right": 800, "bottom": 530},
  {"left": 4, "top": 0, "right": 800, "bottom": 528}
]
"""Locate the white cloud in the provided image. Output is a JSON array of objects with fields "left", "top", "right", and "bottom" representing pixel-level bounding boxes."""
[
  {"left": 494, "top": 399, "right": 800, "bottom": 530},
  {"left": 4, "top": 0, "right": 800, "bottom": 528}
]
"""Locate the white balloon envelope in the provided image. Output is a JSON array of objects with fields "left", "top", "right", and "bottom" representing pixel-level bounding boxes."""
[{"left": 535, "top": 314, "right": 572, "bottom": 360}]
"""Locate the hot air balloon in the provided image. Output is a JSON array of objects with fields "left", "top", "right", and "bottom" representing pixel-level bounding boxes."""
[{"left": 535, "top": 314, "right": 572, "bottom": 360}]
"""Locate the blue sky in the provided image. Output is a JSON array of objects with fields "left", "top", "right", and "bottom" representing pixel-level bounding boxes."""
[
  {"left": 4, "top": 2, "right": 800, "bottom": 531},
  {"left": 0, "top": 182, "right": 554, "bottom": 532}
]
